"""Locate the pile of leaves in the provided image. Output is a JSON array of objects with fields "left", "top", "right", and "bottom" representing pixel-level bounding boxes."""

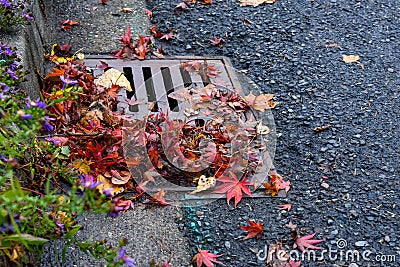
[
  {"left": 113, "top": 26, "right": 163, "bottom": 60},
  {"left": 0, "top": 40, "right": 139, "bottom": 266}
]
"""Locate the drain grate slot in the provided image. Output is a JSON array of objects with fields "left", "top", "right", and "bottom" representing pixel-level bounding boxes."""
[
  {"left": 161, "top": 67, "right": 179, "bottom": 112},
  {"left": 122, "top": 67, "right": 138, "bottom": 112},
  {"left": 142, "top": 67, "right": 158, "bottom": 111},
  {"left": 179, "top": 66, "right": 192, "bottom": 87}
]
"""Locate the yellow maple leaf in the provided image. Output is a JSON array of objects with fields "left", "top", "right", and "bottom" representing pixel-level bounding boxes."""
[
  {"left": 191, "top": 175, "right": 216, "bottom": 194},
  {"left": 95, "top": 68, "right": 132, "bottom": 91},
  {"left": 96, "top": 174, "right": 124, "bottom": 196},
  {"left": 74, "top": 159, "right": 92, "bottom": 174}
]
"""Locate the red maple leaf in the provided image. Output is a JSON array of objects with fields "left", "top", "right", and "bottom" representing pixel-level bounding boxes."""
[
  {"left": 61, "top": 19, "right": 79, "bottom": 31},
  {"left": 238, "top": 220, "right": 263, "bottom": 240},
  {"left": 286, "top": 259, "right": 302, "bottom": 267},
  {"left": 160, "top": 32, "right": 175, "bottom": 41},
  {"left": 213, "top": 171, "right": 252, "bottom": 208},
  {"left": 278, "top": 203, "right": 292, "bottom": 211},
  {"left": 192, "top": 247, "right": 225, "bottom": 267},
  {"left": 209, "top": 37, "right": 222, "bottom": 46},
  {"left": 98, "top": 60, "right": 109, "bottom": 70},
  {"left": 145, "top": 9, "right": 153, "bottom": 19},
  {"left": 294, "top": 233, "right": 324, "bottom": 252}
]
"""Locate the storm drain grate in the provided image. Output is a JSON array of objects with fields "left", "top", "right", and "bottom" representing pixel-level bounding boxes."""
[{"left": 84, "top": 56, "right": 283, "bottom": 198}]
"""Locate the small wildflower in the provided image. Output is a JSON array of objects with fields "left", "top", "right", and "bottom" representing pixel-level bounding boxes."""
[
  {"left": 0, "top": 0, "right": 12, "bottom": 8},
  {"left": 118, "top": 247, "right": 136, "bottom": 267},
  {"left": 17, "top": 110, "right": 32, "bottom": 119},
  {"left": 80, "top": 174, "right": 102, "bottom": 189},
  {"left": 45, "top": 136, "right": 69, "bottom": 146},
  {"left": 21, "top": 12, "right": 33, "bottom": 21},
  {"left": 60, "top": 75, "right": 78, "bottom": 90},
  {"left": 42, "top": 116, "right": 55, "bottom": 132}
]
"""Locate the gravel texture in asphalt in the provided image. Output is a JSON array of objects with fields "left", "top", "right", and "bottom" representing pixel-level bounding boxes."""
[
  {"left": 43, "top": 0, "right": 150, "bottom": 54},
  {"left": 147, "top": 0, "right": 400, "bottom": 266}
]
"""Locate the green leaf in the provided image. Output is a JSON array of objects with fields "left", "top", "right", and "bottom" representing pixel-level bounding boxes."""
[{"left": 2, "top": 234, "right": 48, "bottom": 244}]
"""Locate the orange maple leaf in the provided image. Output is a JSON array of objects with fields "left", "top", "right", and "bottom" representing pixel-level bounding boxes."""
[{"left": 238, "top": 220, "right": 263, "bottom": 240}]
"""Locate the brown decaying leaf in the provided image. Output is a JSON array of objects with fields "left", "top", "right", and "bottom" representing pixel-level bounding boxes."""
[
  {"left": 192, "top": 247, "right": 225, "bottom": 267},
  {"left": 342, "top": 54, "right": 364, "bottom": 70},
  {"left": 266, "top": 242, "right": 289, "bottom": 267},
  {"left": 121, "top": 7, "right": 133, "bottom": 13},
  {"left": 238, "top": 220, "right": 263, "bottom": 240},
  {"left": 313, "top": 125, "right": 330, "bottom": 132},
  {"left": 244, "top": 91, "right": 280, "bottom": 112},
  {"left": 294, "top": 233, "right": 324, "bottom": 252},
  {"left": 238, "top": 0, "right": 277, "bottom": 7}
]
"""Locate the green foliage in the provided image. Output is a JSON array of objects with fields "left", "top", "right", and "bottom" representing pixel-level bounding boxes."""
[
  {"left": 0, "top": 43, "right": 132, "bottom": 266},
  {"left": 0, "top": 0, "right": 32, "bottom": 30}
]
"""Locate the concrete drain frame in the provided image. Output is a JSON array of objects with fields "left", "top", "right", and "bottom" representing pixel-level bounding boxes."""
[{"left": 84, "top": 55, "right": 286, "bottom": 202}]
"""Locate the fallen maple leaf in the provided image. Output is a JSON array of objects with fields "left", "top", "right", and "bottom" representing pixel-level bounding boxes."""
[
  {"left": 175, "top": 2, "right": 189, "bottom": 11},
  {"left": 122, "top": 7, "right": 133, "bottom": 13},
  {"left": 238, "top": 0, "right": 276, "bottom": 7},
  {"left": 238, "top": 220, "right": 263, "bottom": 240},
  {"left": 244, "top": 91, "right": 280, "bottom": 112},
  {"left": 286, "top": 259, "right": 302, "bottom": 267},
  {"left": 342, "top": 54, "right": 364, "bottom": 70},
  {"left": 294, "top": 233, "right": 324, "bottom": 252},
  {"left": 266, "top": 242, "right": 289, "bottom": 267},
  {"left": 285, "top": 220, "right": 297, "bottom": 231},
  {"left": 61, "top": 19, "right": 79, "bottom": 31},
  {"left": 145, "top": 9, "right": 153, "bottom": 19},
  {"left": 160, "top": 32, "right": 176, "bottom": 41},
  {"left": 151, "top": 189, "right": 169, "bottom": 206},
  {"left": 200, "top": 0, "right": 212, "bottom": 4},
  {"left": 209, "top": 37, "right": 223, "bottom": 47},
  {"left": 342, "top": 54, "right": 359, "bottom": 63},
  {"left": 191, "top": 175, "right": 216, "bottom": 194},
  {"left": 213, "top": 171, "right": 252, "bottom": 208},
  {"left": 278, "top": 203, "right": 292, "bottom": 211},
  {"left": 192, "top": 247, "right": 225, "bottom": 267},
  {"left": 94, "top": 68, "right": 132, "bottom": 91}
]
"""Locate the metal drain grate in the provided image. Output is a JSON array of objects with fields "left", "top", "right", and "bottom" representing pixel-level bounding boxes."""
[
  {"left": 84, "top": 56, "right": 283, "bottom": 198},
  {"left": 85, "top": 56, "right": 242, "bottom": 120}
]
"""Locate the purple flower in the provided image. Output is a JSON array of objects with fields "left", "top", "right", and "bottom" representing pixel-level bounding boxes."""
[
  {"left": 42, "top": 116, "right": 55, "bottom": 132},
  {"left": 29, "top": 98, "right": 47, "bottom": 109},
  {"left": 21, "top": 114, "right": 32, "bottom": 120},
  {"left": 80, "top": 174, "right": 102, "bottom": 189},
  {"left": 6, "top": 68, "right": 18, "bottom": 80},
  {"left": 0, "top": 0, "right": 11, "bottom": 8},
  {"left": 45, "top": 136, "right": 68, "bottom": 146},
  {"left": 60, "top": 75, "right": 78, "bottom": 90},
  {"left": 0, "top": 83, "right": 9, "bottom": 92},
  {"left": 21, "top": 12, "right": 33, "bottom": 21},
  {"left": 118, "top": 247, "right": 136, "bottom": 267},
  {"left": 0, "top": 92, "right": 7, "bottom": 99}
]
